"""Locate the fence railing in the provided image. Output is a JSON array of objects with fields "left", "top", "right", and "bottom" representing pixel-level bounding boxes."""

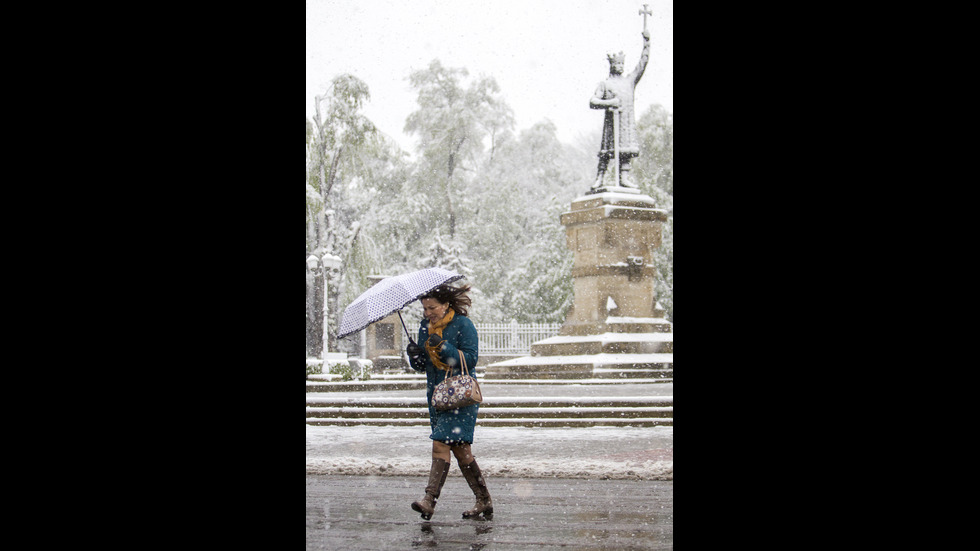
[{"left": 475, "top": 321, "right": 562, "bottom": 355}]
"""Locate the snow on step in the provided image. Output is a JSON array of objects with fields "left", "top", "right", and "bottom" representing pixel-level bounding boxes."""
[
  {"left": 534, "top": 332, "right": 673, "bottom": 345},
  {"left": 489, "top": 353, "right": 673, "bottom": 368},
  {"left": 306, "top": 396, "right": 672, "bottom": 406},
  {"left": 306, "top": 418, "right": 672, "bottom": 427}
]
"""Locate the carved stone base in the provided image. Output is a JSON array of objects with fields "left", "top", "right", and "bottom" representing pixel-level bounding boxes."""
[
  {"left": 559, "top": 192, "right": 667, "bottom": 333},
  {"left": 484, "top": 191, "right": 672, "bottom": 380}
]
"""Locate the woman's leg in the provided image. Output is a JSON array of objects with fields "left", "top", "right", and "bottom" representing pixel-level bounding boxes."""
[
  {"left": 453, "top": 444, "right": 493, "bottom": 520},
  {"left": 432, "top": 440, "right": 452, "bottom": 462},
  {"left": 412, "top": 440, "right": 452, "bottom": 519},
  {"left": 450, "top": 443, "right": 473, "bottom": 464}
]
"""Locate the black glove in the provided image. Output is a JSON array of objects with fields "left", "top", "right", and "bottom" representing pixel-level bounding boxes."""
[
  {"left": 426, "top": 334, "right": 444, "bottom": 348},
  {"left": 406, "top": 341, "right": 425, "bottom": 371},
  {"left": 407, "top": 341, "right": 424, "bottom": 356}
]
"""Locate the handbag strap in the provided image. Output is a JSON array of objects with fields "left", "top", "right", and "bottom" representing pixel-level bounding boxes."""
[{"left": 459, "top": 350, "right": 481, "bottom": 392}]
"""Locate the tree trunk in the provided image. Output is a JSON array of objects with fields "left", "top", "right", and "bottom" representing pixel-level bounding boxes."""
[
  {"left": 445, "top": 137, "right": 465, "bottom": 239},
  {"left": 324, "top": 144, "right": 344, "bottom": 201}
]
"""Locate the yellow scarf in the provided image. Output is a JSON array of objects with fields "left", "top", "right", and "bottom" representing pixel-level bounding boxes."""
[{"left": 426, "top": 308, "right": 455, "bottom": 372}]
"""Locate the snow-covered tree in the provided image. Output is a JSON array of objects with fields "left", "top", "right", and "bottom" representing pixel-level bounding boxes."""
[
  {"left": 404, "top": 59, "right": 509, "bottom": 239},
  {"left": 417, "top": 228, "right": 471, "bottom": 276},
  {"left": 309, "top": 66, "right": 673, "bottom": 348},
  {"left": 633, "top": 105, "right": 673, "bottom": 321}
]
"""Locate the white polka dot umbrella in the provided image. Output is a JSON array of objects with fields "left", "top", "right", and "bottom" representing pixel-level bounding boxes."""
[{"left": 336, "top": 267, "right": 465, "bottom": 341}]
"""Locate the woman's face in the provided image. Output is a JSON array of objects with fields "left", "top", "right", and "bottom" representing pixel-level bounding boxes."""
[{"left": 421, "top": 298, "right": 449, "bottom": 324}]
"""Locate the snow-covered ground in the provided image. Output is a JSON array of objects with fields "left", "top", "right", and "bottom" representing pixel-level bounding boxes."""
[{"left": 306, "top": 424, "right": 673, "bottom": 481}]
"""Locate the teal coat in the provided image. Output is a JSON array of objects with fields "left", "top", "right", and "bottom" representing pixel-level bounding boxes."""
[{"left": 409, "top": 313, "right": 480, "bottom": 444}]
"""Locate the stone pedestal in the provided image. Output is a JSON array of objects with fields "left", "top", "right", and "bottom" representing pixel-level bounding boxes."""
[
  {"left": 559, "top": 189, "right": 666, "bottom": 336},
  {"left": 485, "top": 187, "right": 673, "bottom": 380}
]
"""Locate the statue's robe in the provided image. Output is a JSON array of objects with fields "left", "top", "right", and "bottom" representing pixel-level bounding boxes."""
[{"left": 592, "top": 40, "right": 650, "bottom": 160}]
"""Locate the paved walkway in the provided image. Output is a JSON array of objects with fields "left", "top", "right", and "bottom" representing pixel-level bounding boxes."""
[
  {"left": 306, "top": 381, "right": 673, "bottom": 480},
  {"left": 307, "top": 381, "right": 674, "bottom": 548},
  {"left": 307, "top": 474, "right": 672, "bottom": 550},
  {"left": 307, "top": 424, "right": 672, "bottom": 480}
]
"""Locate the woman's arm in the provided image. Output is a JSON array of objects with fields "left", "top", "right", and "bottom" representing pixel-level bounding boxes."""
[{"left": 440, "top": 317, "right": 479, "bottom": 373}]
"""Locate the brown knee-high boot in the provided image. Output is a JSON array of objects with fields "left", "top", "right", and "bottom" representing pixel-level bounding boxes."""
[
  {"left": 412, "top": 458, "right": 450, "bottom": 520},
  {"left": 459, "top": 459, "right": 493, "bottom": 520}
]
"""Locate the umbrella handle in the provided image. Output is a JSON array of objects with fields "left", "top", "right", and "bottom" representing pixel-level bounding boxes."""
[{"left": 397, "top": 310, "right": 416, "bottom": 345}]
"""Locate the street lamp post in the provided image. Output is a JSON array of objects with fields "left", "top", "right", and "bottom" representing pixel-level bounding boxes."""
[
  {"left": 309, "top": 253, "right": 343, "bottom": 360},
  {"left": 319, "top": 254, "right": 342, "bottom": 358},
  {"left": 306, "top": 255, "right": 322, "bottom": 358}
]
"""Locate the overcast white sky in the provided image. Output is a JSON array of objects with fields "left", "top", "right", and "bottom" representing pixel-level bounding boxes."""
[{"left": 306, "top": 0, "right": 673, "bottom": 153}]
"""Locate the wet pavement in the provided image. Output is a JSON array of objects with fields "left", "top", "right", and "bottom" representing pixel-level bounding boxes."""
[
  {"left": 306, "top": 424, "right": 672, "bottom": 480},
  {"left": 306, "top": 474, "right": 673, "bottom": 550},
  {"left": 307, "top": 381, "right": 673, "bottom": 548}
]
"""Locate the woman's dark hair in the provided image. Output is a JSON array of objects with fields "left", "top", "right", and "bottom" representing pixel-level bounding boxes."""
[{"left": 421, "top": 284, "right": 472, "bottom": 317}]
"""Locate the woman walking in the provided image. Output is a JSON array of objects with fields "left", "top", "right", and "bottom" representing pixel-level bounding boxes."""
[{"left": 406, "top": 283, "right": 493, "bottom": 521}]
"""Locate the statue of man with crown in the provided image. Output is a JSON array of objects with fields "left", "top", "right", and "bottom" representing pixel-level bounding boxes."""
[{"left": 589, "top": 24, "right": 651, "bottom": 190}]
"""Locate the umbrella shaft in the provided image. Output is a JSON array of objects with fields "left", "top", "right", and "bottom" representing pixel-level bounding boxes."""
[{"left": 397, "top": 311, "right": 416, "bottom": 344}]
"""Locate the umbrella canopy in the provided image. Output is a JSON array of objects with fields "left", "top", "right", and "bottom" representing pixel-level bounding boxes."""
[{"left": 336, "top": 267, "right": 465, "bottom": 340}]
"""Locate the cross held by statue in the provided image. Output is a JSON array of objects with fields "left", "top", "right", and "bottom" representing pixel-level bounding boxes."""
[{"left": 639, "top": 4, "right": 652, "bottom": 31}]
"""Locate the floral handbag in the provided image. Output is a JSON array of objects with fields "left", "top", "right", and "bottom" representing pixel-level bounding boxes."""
[{"left": 431, "top": 351, "right": 483, "bottom": 411}]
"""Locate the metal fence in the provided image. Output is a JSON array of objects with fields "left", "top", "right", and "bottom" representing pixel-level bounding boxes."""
[{"left": 475, "top": 321, "right": 562, "bottom": 355}]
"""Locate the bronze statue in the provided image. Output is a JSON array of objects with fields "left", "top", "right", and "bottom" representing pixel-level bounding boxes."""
[{"left": 590, "top": 5, "right": 652, "bottom": 190}]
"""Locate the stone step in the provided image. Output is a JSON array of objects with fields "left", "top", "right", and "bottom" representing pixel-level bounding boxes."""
[
  {"left": 306, "top": 396, "right": 672, "bottom": 408},
  {"left": 306, "top": 372, "right": 674, "bottom": 391},
  {"left": 306, "top": 380, "right": 427, "bottom": 392},
  {"left": 532, "top": 333, "right": 673, "bottom": 356},
  {"left": 559, "top": 318, "right": 673, "bottom": 336},
  {"left": 305, "top": 417, "right": 672, "bottom": 427},
  {"left": 487, "top": 353, "right": 674, "bottom": 374},
  {"left": 484, "top": 353, "right": 672, "bottom": 380},
  {"left": 590, "top": 368, "right": 673, "bottom": 379},
  {"left": 488, "top": 353, "right": 673, "bottom": 368},
  {"left": 306, "top": 406, "right": 672, "bottom": 419},
  {"left": 485, "top": 370, "right": 673, "bottom": 380},
  {"left": 306, "top": 396, "right": 673, "bottom": 427}
]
